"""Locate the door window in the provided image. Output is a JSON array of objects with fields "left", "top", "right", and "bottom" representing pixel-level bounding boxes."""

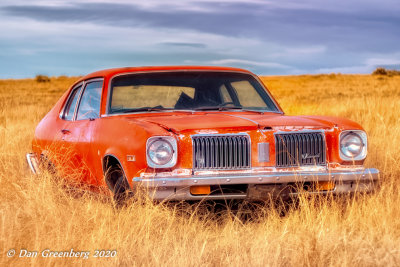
[
  {"left": 76, "top": 81, "right": 103, "bottom": 120},
  {"left": 62, "top": 85, "right": 82, "bottom": 121}
]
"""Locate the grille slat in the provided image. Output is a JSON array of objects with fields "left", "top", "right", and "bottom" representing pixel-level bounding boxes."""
[
  {"left": 193, "top": 135, "right": 251, "bottom": 170},
  {"left": 275, "top": 132, "right": 326, "bottom": 167}
]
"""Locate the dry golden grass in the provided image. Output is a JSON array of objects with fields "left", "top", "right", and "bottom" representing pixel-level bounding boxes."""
[{"left": 1, "top": 74, "right": 400, "bottom": 266}]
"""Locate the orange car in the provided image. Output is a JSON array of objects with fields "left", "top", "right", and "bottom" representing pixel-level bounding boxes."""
[{"left": 26, "top": 66, "right": 379, "bottom": 201}]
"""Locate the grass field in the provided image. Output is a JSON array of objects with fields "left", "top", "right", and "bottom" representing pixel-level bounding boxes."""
[{"left": 0, "top": 74, "right": 399, "bottom": 266}]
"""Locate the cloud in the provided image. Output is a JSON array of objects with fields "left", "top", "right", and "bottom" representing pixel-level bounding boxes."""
[
  {"left": 365, "top": 57, "right": 400, "bottom": 67},
  {"left": 284, "top": 46, "right": 326, "bottom": 55},
  {"left": 208, "top": 59, "right": 291, "bottom": 68},
  {"left": 316, "top": 54, "right": 400, "bottom": 74},
  {"left": 2, "top": 1, "right": 399, "bottom": 54},
  {"left": 159, "top": 42, "right": 207, "bottom": 48},
  {"left": 0, "top": 1, "right": 399, "bottom": 77}
]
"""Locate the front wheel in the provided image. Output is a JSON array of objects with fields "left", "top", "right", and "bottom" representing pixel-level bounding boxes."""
[{"left": 106, "top": 166, "right": 132, "bottom": 206}]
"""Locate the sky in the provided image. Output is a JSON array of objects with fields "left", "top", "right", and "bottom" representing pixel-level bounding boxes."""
[{"left": 0, "top": 0, "right": 399, "bottom": 78}]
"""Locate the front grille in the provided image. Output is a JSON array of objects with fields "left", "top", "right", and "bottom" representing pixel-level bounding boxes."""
[
  {"left": 192, "top": 134, "right": 251, "bottom": 170},
  {"left": 275, "top": 132, "right": 326, "bottom": 167}
]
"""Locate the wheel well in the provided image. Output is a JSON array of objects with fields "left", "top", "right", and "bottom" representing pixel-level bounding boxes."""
[
  {"left": 103, "top": 155, "right": 121, "bottom": 173},
  {"left": 103, "top": 155, "right": 129, "bottom": 190}
]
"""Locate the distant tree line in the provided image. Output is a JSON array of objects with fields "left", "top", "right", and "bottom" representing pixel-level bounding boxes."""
[
  {"left": 372, "top": 67, "right": 400, "bottom": 76},
  {"left": 35, "top": 75, "right": 51, "bottom": 83}
]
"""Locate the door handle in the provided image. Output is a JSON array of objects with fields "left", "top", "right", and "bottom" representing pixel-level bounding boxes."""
[{"left": 61, "top": 129, "right": 71, "bottom": 134}]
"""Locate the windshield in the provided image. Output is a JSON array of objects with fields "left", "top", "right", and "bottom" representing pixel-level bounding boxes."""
[{"left": 108, "top": 71, "right": 280, "bottom": 114}]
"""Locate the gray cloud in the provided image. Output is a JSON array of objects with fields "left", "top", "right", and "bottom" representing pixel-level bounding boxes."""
[
  {"left": 2, "top": 2, "right": 399, "bottom": 53},
  {"left": 159, "top": 42, "right": 207, "bottom": 48},
  {"left": 0, "top": 1, "right": 399, "bottom": 77}
]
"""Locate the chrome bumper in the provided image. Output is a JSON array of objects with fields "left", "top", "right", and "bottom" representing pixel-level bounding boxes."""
[{"left": 133, "top": 168, "right": 379, "bottom": 200}]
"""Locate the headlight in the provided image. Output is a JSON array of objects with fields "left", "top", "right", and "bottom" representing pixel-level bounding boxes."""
[
  {"left": 146, "top": 136, "right": 177, "bottom": 168},
  {"left": 339, "top": 131, "right": 367, "bottom": 161}
]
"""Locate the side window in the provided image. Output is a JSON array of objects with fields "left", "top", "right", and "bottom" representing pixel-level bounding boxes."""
[
  {"left": 62, "top": 85, "right": 82, "bottom": 121},
  {"left": 76, "top": 81, "right": 103, "bottom": 120}
]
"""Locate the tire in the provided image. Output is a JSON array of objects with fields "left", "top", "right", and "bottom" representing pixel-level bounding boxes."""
[{"left": 106, "top": 166, "right": 131, "bottom": 206}]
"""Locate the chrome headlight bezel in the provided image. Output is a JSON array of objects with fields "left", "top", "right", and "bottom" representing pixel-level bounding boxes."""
[
  {"left": 339, "top": 130, "right": 368, "bottom": 161},
  {"left": 146, "top": 136, "right": 178, "bottom": 168}
]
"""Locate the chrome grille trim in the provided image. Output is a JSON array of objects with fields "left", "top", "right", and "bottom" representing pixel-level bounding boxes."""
[
  {"left": 275, "top": 131, "right": 326, "bottom": 167},
  {"left": 192, "top": 134, "right": 251, "bottom": 170}
]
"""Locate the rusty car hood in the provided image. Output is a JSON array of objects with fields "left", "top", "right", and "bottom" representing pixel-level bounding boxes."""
[
  {"left": 135, "top": 113, "right": 258, "bottom": 133},
  {"left": 131, "top": 112, "right": 361, "bottom": 133}
]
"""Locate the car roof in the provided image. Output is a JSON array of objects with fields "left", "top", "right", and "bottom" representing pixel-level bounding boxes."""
[{"left": 78, "top": 66, "right": 254, "bottom": 82}]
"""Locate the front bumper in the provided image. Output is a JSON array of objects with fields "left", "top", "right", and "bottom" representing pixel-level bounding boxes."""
[{"left": 133, "top": 168, "right": 379, "bottom": 200}]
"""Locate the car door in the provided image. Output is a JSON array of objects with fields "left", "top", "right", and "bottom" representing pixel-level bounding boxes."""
[
  {"left": 61, "top": 79, "right": 103, "bottom": 185},
  {"left": 54, "top": 83, "right": 83, "bottom": 180}
]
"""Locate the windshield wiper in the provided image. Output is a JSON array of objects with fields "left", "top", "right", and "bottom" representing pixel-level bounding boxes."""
[
  {"left": 113, "top": 105, "right": 271, "bottom": 114},
  {"left": 194, "top": 104, "right": 242, "bottom": 111},
  {"left": 194, "top": 105, "right": 265, "bottom": 114},
  {"left": 112, "top": 107, "right": 175, "bottom": 113}
]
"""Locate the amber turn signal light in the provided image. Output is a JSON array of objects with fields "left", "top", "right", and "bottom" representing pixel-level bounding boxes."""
[
  {"left": 315, "top": 181, "right": 335, "bottom": 191},
  {"left": 190, "top": 185, "right": 211, "bottom": 195}
]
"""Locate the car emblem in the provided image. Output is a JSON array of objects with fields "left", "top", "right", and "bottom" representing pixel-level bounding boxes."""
[{"left": 301, "top": 153, "right": 320, "bottom": 160}]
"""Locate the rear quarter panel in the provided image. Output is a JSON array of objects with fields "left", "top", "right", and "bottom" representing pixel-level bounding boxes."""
[{"left": 32, "top": 90, "right": 70, "bottom": 157}]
